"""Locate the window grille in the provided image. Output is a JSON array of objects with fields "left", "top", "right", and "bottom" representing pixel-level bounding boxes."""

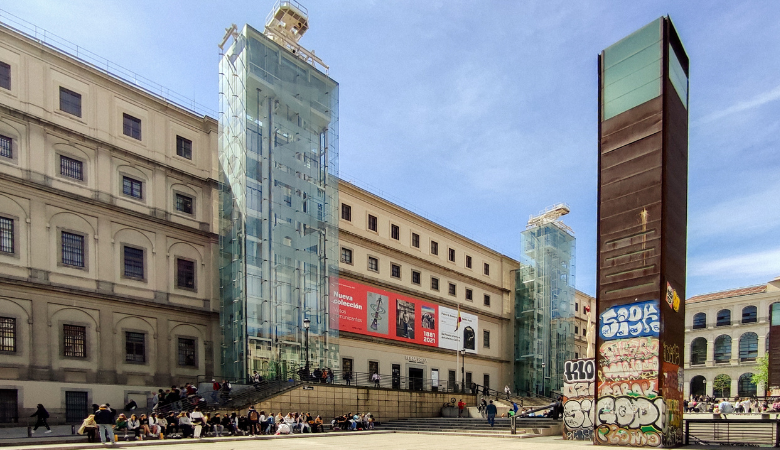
[
  {"left": 60, "top": 155, "right": 83, "bottom": 181},
  {"left": 125, "top": 332, "right": 145, "bottom": 363},
  {"left": 176, "top": 259, "right": 195, "bottom": 289},
  {"left": 63, "top": 324, "right": 86, "bottom": 358},
  {"left": 123, "top": 246, "right": 144, "bottom": 279},
  {"left": 176, "top": 193, "right": 193, "bottom": 214},
  {"left": 176, "top": 135, "right": 192, "bottom": 159},
  {"left": 122, "top": 176, "right": 142, "bottom": 199},
  {"left": 61, "top": 232, "right": 85, "bottom": 267},
  {"left": 0, "top": 61, "right": 9, "bottom": 90},
  {"left": 178, "top": 338, "right": 196, "bottom": 366},
  {"left": 0, "top": 317, "right": 15, "bottom": 352},
  {"left": 0, "top": 217, "right": 12, "bottom": 253},
  {"left": 0, "top": 134, "right": 11, "bottom": 158}
]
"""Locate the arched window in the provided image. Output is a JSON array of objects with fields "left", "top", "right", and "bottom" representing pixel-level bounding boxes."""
[
  {"left": 739, "top": 332, "right": 758, "bottom": 362},
  {"left": 714, "top": 335, "right": 732, "bottom": 363},
  {"left": 690, "top": 337, "right": 707, "bottom": 365},
  {"left": 713, "top": 374, "right": 731, "bottom": 398},
  {"left": 716, "top": 309, "right": 731, "bottom": 326},
  {"left": 690, "top": 375, "right": 706, "bottom": 397},
  {"left": 693, "top": 312, "right": 706, "bottom": 329},
  {"left": 738, "top": 373, "right": 757, "bottom": 397},
  {"left": 741, "top": 306, "right": 757, "bottom": 324},
  {"left": 771, "top": 302, "right": 780, "bottom": 326}
]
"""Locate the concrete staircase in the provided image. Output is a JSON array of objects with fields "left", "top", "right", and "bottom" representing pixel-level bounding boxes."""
[{"left": 378, "top": 417, "right": 562, "bottom": 437}]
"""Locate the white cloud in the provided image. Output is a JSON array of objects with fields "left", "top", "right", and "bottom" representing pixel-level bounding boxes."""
[
  {"left": 695, "top": 83, "right": 780, "bottom": 125},
  {"left": 691, "top": 247, "right": 780, "bottom": 279},
  {"left": 689, "top": 177, "right": 780, "bottom": 238}
]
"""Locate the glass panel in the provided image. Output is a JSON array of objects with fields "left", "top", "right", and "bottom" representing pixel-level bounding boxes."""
[
  {"left": 714, "top": 335, "right": 731, "bottom": 363},
  {"left": 739, "top": 332, "right": 758, "bottom": 361},
  {"left": 603, "top": 18, "right": 662, "bottom": 69},
  {"left": 0, "top": 61, "right": 9, "bottom": 90},
  {"left": 668, "top": 44, "right": 688, "bottom": 108},
  {"left": 692, "top": 313, "right": 706, "bottom": 329},
  {"left": 603, "top": 80, "right": 661, "bottom": 121},
  {"left": 772, "top": 303, "right": 780, "bottom": 326},
  {"left": 59, "top": 87, "right": 82, "bottom": 117},
  {"left": 690, "top": 338, "right": 707, "bottom": 365},
  {"left": 716, "top": 309, "right": 731, "bottom": 326},
  {"left": 123, "top": 246, "right": 144, "bottom": 279},
  {"left": 741, "top": 306, "right": 757, "bottom": 324}
]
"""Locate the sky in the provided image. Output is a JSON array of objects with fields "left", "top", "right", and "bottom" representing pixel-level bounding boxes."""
[{"left": 5, "top": 0, "right": 780, "bottom": 298}]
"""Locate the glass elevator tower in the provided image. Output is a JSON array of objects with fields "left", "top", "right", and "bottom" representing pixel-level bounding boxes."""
[{"left": 218, "top": 1, "right": 339, "bottom": 380}]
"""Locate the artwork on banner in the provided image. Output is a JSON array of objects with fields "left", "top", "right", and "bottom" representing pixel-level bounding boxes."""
[
  {"left": 665, "top": 282, "right": 681, "bottom": 312},
  {"left": 562, "top": 358, "right": 595, "bottom": 441},
  {"left": 334, "top": 279, "right": 478, "bottom": 353},
  {"left": 438, "top": 307, "right": 478, "bottom": 353},
  {"left": 396, "top": 299, "right": 416, "bottom": 339},
  {"left": 598, "top": 337, "right": 659, "bottom": 382},
  {"left": 599, "top": 300, "right": 660, "bottom": 340},
  {"left": 367, "top": 292, "right": 389, "bottom": 334}
]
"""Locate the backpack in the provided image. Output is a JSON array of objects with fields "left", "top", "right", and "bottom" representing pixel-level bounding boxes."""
[{"left": 249, "top": 411, "right": 259, "bottom": 421}]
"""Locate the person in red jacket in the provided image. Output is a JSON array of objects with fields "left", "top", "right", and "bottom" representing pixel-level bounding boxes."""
[
  {"left": 457, "top": 399, "right": 466, "bottom": 418},
  {"left": 211, "top": 379, "right": 220, "bottom": 403}
]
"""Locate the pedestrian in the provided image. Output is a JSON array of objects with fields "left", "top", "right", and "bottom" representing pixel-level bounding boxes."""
[
  {"left": 457, "top": 399, "right": 466, "bottom": 418},
  {"left": 371, "top": 372, "right": 381, "bottom": 388},
  {"left": 344, "top": 371, "right": 352, "bottom": 386},
  {"left": 486, "top": 400, "right": 497, "bottom": 427},
  {"left": 247, "top": 406, "right": 260, "bottom": 435},
  {"left": 94, "top": 404, "right": 115, "bottom": 444},
  {"left": 211, "top": 379, "right": 220, "bottom": 403},
  {"left": 30, "top": 404, "right": 51, "bottom": 433},
  {"left": 504, "top": 385, "right": 511, "bottom": 400}
]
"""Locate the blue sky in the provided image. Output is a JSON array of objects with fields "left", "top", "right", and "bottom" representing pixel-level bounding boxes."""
[{"left": 7, "top": 1, "right": 780, "bottom": 297}]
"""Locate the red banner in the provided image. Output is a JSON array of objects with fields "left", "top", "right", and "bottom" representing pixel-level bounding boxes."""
[{"left": 333, "top": 278, "right": 439, "bottom": 347}]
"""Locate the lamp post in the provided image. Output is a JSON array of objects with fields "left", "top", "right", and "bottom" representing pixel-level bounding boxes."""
[
  {"left": 540, "top": 362, "right": 546, "bottom": 396},
  {"left": 460, "top": 348, "right": 466, "bottom": 393},
  {"left": 303, "top": 318, "right": 311, "bottom": 376}
]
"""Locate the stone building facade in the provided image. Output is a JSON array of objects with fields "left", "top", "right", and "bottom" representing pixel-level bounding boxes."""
[
  {"left": 0, "top": 24, "right": 220, "bottom": 423},
  {"left": 683, "top": 277, "right": 780, "bottom": 399}
]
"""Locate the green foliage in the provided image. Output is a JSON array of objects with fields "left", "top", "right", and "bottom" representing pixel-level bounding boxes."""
[
  {"left": 751, "top": 356, "right": 769, "bottom": 389},
  {"left": 713, "top": 374, "right": 731, "bottom": 397}
]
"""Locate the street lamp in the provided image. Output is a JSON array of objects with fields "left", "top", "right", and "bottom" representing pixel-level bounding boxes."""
[
  {"left": 460, "top": 348, "right": 466, "bottom": 393},
  {"left": 540, "top": 362, "right": 546, "bottom": 396},
  {"left": 303, "top": 318, "right": 311, "bottom": 376}
]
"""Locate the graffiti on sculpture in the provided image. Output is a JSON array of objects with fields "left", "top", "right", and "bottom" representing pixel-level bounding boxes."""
[
  {"left": 564, "top": 358, "right": 595, "bottom": 383},
  {"left": 665, "top": 282, "right": 680, "bottom": 312},
  {"left": 562, "top": 358, "right": 595, "bottom": 441},
  {"left": 599, "top": 300, "right": 660, "bottom": 340},
  {"left": 662, "top": 343, "right": 680, "bottom": 366},
  {"left": 597, "top": 379, "right": 658, "bottom": 398},
  {"left": 595, "top": 395, "right": 665, "bottom": 447},
  {"left": 598, "top": 337, "right": 659, "bottom": 382},
  {"left": 661, "top": 362, "right": 684, "bottom": 446}
]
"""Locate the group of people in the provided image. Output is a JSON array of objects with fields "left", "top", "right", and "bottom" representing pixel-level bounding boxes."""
[
  {"left": 244, "top": 407, "right": 329, "bottom": 435},
  {"left": 685, "top": 396, "right": 780, "bottom": 414}
]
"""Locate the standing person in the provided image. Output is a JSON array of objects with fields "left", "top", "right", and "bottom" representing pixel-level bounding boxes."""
[
  {"left": 344, "top": 371, "right": 352, "bottom": 386},
  {"left": 211, "top": 379, "right": 220, "bottom": 403},
  {"left": 504, "top": 385, "right": 511, "bottom": 400},
  {"left": 247, "top": 407, "right": 260, "bottom": 435},
  {"left": 30, "top": 404, "right": 51, "bottom": 433},
  {"left": 94, "top": 404, "right": 115, "bottom": 444},
  {"left": 486, "top": 400, "right": 498, "bottom": 427},
  {"left": 220, "top": 380, "right": 231, "bottom": 405},
  {"left": 457, "top": 399, "right": 466, "bottom": 418},
  {"left": 371, "top": 372, "right": 381, "bottom": 388}
]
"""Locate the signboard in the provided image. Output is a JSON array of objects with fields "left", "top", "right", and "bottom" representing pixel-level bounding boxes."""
[{"left": 334, "top": 278, "right": 478, "bottom": 353}]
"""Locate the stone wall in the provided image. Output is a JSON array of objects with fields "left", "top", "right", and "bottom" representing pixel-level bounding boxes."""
[{"left": 251, "top": 384, "right": 477, "bottom": 423}]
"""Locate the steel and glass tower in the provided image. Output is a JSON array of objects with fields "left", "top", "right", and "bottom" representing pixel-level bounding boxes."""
[
  {"left": 218, "top": 1, "right": 339, "bottom": 381},
  {"left": 514, "top": 204, "right": 576, "bottom": 398}
]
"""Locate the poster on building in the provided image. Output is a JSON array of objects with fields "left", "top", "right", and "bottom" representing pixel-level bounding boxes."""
[
  {"left": 438, "top": 306, "right": 478, "bottom": 354},
  {"left": 335, "top": 279, "right": 478, "bottom": 353},
  {"left": 335, "top": 279, "right": 439, "bottom": 348}
]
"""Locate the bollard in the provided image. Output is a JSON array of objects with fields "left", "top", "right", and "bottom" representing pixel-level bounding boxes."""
[
  {"left": 27, "top": 426, "right": 31, "bottom": 438},
  {"left": 510, "top": 415, "right": 516, "bottom": 435},
  {"left": 72, "top": 424, "right": 76, "bottom": 435}
]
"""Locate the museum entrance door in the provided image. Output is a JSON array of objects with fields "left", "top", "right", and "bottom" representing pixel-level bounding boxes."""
[{"left": 409, "top": 367, "right": 424, "bottom": 391}]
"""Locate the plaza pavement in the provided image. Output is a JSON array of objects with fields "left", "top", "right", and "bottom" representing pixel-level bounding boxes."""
[{"left": 0, "top": 432, "right": 740, "bottom": 450}]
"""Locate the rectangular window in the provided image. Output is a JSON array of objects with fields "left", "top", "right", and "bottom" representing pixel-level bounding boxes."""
[
  {"left": 483, "top": 263, "right": 490, "bottom": 276},
  {"left": 465, "top": 255, "right": 472, "bottom": 268},
  {"left": 483, "top": 374, "right": 490, "bottom": 390},
  {"left": 391, "top": 224, "right": 400, "bottom": 240},
  {"left": 411, "top": 233, "right": 420, "bottom": 248},
  {"left": 483, "top": 330, "right": 490, "bottom": 348},
  {"left": 123, "top": 246, "right": 144, "bottom": 279},
  {"left": 431, "top": 277, "right": 439, "bottom": 291},
  {"left": 60, "top": 155, "right": 83, "bottom": 181},
  {"left": 367, "top": 214, "right": 377, "bottom": 232},
  {"left": 341, "top": 204, "right": 351, "bottom": 221},
  {"left": 122, "top": 113, "right": 142, "bottom": 140},
  {"left": 63, "top": 324, "right": 86, "bottom": 358},
  {"left": 368, "top": 256, "right": 378, "bottom": 272},
  {"left": 125, "top": 331, "right": 145, "bottom": 363},
  {"left": 448, "top": 248, "right": 455, "bottom": 262},
  {"left": 0, "top": 217, "right": 13, "bottom": 254},
  {"left": 178, "top": 337, "right": 196, "bottom": 366},
  {"left": 448, "top": 283, "right": 456, "bottom": 296},
  {"left": 176, "top": 193, "right": 193, "bottom": 214},
  {"left": 0, "top": 134, "right": 11, "bottom": 159},
  {"left": 176, "top": 135, "right": 192, "bottom": 159},
  {"left": 431, "top": 241, "right": 438, "bottom": 255},
  {"left": 61, "top": 232, "right": 85, "bottom": 268},
  {"left": 340, "top": 247, "right": 353, "bottom": 264},
  {"left": 466, "top": 288, "right": 473, "bottom": 301},
  {"left": 176, "top": 258, "right": 195, "bottom": 289},
  {"left": 0, "top": 61, "right": 9, "bottom": 90},
  {"left": 575, "top": 302, "right": 579, "bottom": 312},
  {"left": 122, "top": 176, "right": 143, "bottom": 199},
  {"left": 411, "top": 270, "right": 421, "bottom": 285},
  {"left": 484, "top": 294, "right": 491, "bottom": 306},
  {"left": 59, "top": 87, "right": 82, "bottom": 117},
  {"left": 391, "top": 263, "right": 401, "bottom": 279},
  {"left": 575, "top": 326, "right": 579, "bottom": 334},
  {"left": 0, "top": 317, "right": 15, "bottom": 352}
]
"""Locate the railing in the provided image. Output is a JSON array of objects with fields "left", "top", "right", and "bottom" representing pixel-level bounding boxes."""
[{"left": 685, "top": 418, "right": 780, "bottom": 446}]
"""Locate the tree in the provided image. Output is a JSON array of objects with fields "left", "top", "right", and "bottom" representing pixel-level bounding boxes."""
[
  {"left": 713, "top": 374, "right": 731, "bottom": 398},
  {"left": 751, "top": 356, "right": 769, "bottom": 392}
]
